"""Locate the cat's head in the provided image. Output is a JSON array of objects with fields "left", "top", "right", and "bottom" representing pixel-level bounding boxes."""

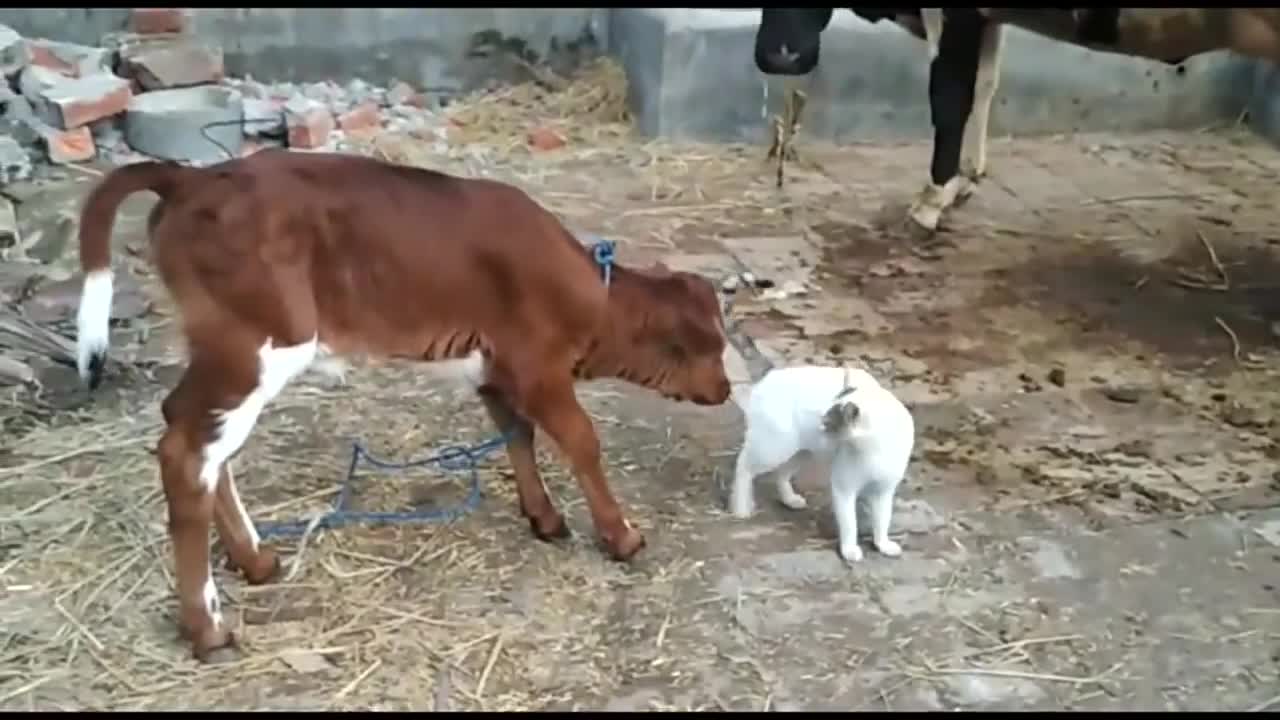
[{"left": 822, "top": 385, "right": 861, "bottom": 434}]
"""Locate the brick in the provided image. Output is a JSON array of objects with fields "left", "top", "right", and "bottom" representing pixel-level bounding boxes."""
[
  {"left": 29, "top": 72, "right": 133, "bottom": 130},
  {"left": 25, "top": 39, "right": 111, "bottom": 79},
  {"left": 122, "top": 39, "right": 223, "bottom": 90},
  {"left": 0, "top": 23, "right": 29, "bottom": 77},
  {"left": 385, "top": 81, "right": 415, "bottom": 106},
  {"left": 40, "top": 125, "right": 95, "bottom": 164},
  {"left": 527, "top": 126, "right": 566, "bottom": 152},
  {"left": 337, "top": 102, "right": 380, "bottom": 136},
  {"left": 284, "top": 100, "right": 333, "bottom": 149},
  {"left": 129, "top": 8, "right": 189, "bottom": 35}
]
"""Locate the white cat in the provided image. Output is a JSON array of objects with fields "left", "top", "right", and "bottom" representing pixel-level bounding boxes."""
[{"left": 729, "top": 364, "right": 916, "bottom": 563}]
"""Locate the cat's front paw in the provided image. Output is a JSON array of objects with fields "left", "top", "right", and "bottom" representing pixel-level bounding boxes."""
[
  {"left": 875, "top": 538, "right": 903, "bottom": 558},
  {"left": 839, "top": 542, "right": 864, "bottom": 564}
]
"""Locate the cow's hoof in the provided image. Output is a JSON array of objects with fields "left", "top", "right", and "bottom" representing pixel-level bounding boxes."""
[{"left": 904, "top": 215, "right": 938, "bottom": 243}]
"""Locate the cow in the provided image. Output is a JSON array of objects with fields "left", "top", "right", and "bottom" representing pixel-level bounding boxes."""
[
  {"left": 754, "top": 8, "right": 1280, "bottom": 233},
  {"left": 73, "top": 150, "right": 733, "bottom": 662}
]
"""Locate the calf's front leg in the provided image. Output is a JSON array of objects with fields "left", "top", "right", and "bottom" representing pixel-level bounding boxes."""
[
  {"left": 478, "top": 387, "right": 571, "bottom": 541},
  {"left": 521, "top": 377, "right": 644, "bottom": 560}
]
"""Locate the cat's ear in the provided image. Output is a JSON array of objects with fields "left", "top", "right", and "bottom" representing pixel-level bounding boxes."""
[{"left": 823, "top": 401, "right": 860, "bottom": 433}]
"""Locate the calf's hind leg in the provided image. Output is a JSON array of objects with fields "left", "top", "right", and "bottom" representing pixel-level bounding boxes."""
[
  {"left": 160, "top": 336, "right": 316, "bottom": 662},
  {"left": 214, "top": 463, "right": 280, "bottom": 583}
]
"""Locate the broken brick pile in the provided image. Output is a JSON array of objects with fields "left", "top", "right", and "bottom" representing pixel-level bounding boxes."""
[{"left": 0, "top": 8, "right": 450, "bottom": 183}]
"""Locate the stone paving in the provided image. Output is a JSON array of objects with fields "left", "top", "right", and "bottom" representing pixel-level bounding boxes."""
[{"left": 2, "top": 127, "right": 1279, "bottom": 710}]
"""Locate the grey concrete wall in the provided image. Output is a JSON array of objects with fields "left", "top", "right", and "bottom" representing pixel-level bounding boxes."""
[
  {"left": 0, "top": 8, "right": 607, "bottom": 95},
  {"left": 613, "top": 9, "right": 1258, "bottom": 144},
  {"left": 0, "top": 8, "right": 1266, "bottom": 145}
]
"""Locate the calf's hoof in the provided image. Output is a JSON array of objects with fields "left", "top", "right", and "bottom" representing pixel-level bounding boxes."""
[
  {"left": 183, "top": 626, "right": 242, "bottom": 665},
  {"left": 603, "top": 525, "right": 646, "bottom": 561},
  {"left": 528, "top": 511, "right": 572, "bottom": 542},
  {"left": 197, "top": 642, "right": 244, "bottom": 665},
  {"left": 242, "top": 548, "right": 282, "bottom": 585}
]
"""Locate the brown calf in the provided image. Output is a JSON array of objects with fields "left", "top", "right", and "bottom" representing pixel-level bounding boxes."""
[{"left": 74, "top": 150, "right": 733, "bottom": 662}]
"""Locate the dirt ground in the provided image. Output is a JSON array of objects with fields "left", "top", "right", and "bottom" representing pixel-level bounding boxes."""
[{"left": 2, "top": 122, "right": 1279, "bottom": 710}]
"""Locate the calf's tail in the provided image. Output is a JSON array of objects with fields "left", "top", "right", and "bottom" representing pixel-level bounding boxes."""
[{"left": 76, "top": 161, "right": 189, "bottom": 389}]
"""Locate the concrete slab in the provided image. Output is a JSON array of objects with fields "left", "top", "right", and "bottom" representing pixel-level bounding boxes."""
[
  {"left": 124, "top": 85, "right": 243, "bottom": 165},
  {"left": 611, "top": 9, "right": 1256, "bottom": 144}
]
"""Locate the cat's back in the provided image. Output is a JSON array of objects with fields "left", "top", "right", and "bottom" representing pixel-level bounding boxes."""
[{"left": 747, "top": 365, "right": 847, "bottom": 423}]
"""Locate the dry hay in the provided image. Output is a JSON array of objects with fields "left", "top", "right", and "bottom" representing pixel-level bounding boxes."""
[{"left": 0, "top": 357, "right": 754, "bottom": 710}]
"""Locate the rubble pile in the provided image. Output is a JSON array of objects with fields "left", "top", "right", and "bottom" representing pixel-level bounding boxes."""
[
  {"left": 0, "top": 10, "right": 473, "bottom": 387},
  {"left": 0, "top": 8, "right": 451, "bottom": 176}
]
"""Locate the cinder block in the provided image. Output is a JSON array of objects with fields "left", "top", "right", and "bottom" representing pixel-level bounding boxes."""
[{"left": 608, "top": 9, "right": 1253, "bottom": 144}]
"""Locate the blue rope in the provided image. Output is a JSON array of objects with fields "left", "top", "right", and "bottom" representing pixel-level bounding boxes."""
[
  {"left": 254, "top": 433, "right": 511, "bottom": 540},
  {"left": 591, "top": 238, "right": 615, "bottom": 287},
  {"left": 253, "top": 235, "right": 619, "bottom": 541}
]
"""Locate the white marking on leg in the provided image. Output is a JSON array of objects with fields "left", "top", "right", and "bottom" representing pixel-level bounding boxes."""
[
  {"left": 203, "top": 566, "right": 223, "bottom": 626},
  {"left": 75, "top": 269, "right": 114, "bottom": 383},
  {"left": 223, "top": 464, "right": 260, "bottom": 552},
  {"left": 198, "top": 337, "right": 318, "bottom": 492},
  {"left": 868, "top": 488, "right": 902, "bottom": 557},
  {"left": 921, "top": 9, "right": 944, "bottom": 60},
  {"left": 959, "top": 23, "right": 1004, "bottom": 184}
]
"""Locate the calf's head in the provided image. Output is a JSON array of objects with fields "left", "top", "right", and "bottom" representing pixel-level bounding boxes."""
[
  {"left": 611, "top": 267, "right": 732, "bottom": 407},
  {"left": 755, "top": 8, "right": 834, "bottom": 75}
]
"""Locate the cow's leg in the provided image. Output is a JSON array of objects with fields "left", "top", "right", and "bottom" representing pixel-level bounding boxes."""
[
  {"left": 478, "top": 386, "right": 571, "bottom": 541},
  {"left": 908, "top": 10, "right": 988, "bottom": 233},
  {"left": 162, "top": 335, "right": 315, "bottom": 662},
  {"left": 956, "top": 22, "right": 1004, "bottom": 205}
]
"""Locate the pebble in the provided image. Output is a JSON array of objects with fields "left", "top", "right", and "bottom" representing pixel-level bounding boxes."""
[
  {"left": 1102, "top": 386, "right": 1142, "bottom": 404},
  {"left": 1047, "top": 367, "right": 1066, "bottom": 387}
]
